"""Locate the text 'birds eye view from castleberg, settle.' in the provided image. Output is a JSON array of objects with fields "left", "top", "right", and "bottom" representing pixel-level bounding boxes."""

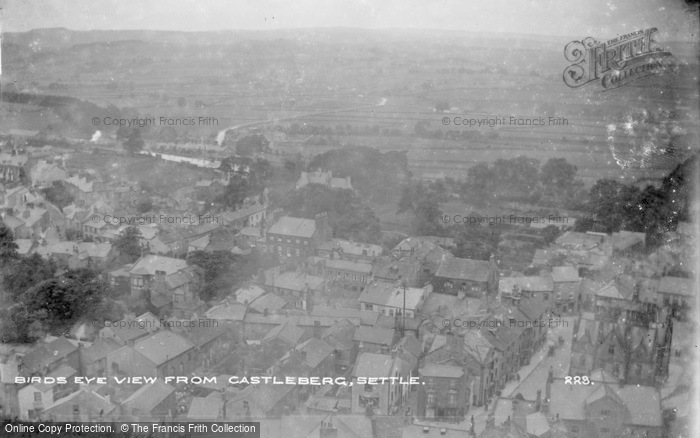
[{"left": 0, "top": 1, "right": 698, "bottom": 438}]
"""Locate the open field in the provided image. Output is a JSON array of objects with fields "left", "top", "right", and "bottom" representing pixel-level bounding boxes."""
[{"left": 2, "top": 28, "right": 697, "bottom": 190}]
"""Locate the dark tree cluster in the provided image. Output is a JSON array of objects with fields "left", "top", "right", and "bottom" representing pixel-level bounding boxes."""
[
  {"left": 461, "top": 156, "right": 585, "bottom": 208},
  {"left": 41, "top": 180, "right": 75, "bottom": 210},
  {"left": 187, "top": 250, "right": 266, "bottom": 302},
  {"left": 578, "top": 155, "right": 697, "bottom": 247},
  {"left": 1, "top": 264, "right": 117, "bottom": 343},
  {"left": 308, "top": 146, "right": 410, "bottom": 202},
  {"left": 280, "top": 184, "right": 382, "bottom": 244}
]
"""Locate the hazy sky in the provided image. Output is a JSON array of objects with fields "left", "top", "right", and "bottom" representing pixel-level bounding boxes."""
[{"left": 1, "top": 0, "right": 697, "bottom": 40}]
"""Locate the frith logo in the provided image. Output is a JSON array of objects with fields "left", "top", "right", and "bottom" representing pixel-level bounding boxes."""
[{"left": 563, "top": 28, "right": 678, "bottom": 91}]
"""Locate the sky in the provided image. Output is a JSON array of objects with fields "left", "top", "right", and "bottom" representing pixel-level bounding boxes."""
[{"left": 0, "top": 0, "right": 697, "bottom": 40}]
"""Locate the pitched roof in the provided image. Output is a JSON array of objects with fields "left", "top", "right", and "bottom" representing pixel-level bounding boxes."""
[
  {"left": 551, "top": 266, "right": 579, "bottom": 283},
  {"left": 268, "top": 216, "right": 316, "bottom": 238},
  {"left": 129, "top": 254, "right": 188, "bottom": 276},
  {"left": 419, "top": 363, "right": 463, "bottom": 378},
  {"left": 549, "top": 380, "right": 663, "bottom": 427},
  {"left": 499, "top": 276, "right": 553, "bottom": 294},
  {"left": 21, "top": 337, "right": 78, "bottom": 373},
  {"left": 235, "top": 284, "right": 266, "bottom": 304},
  {"left": 353, "top": 326, "right": 394, "bottom": 346},
  {"left": 282, "top": 338, "right": 334, "bottom": 369},
  {"left": 353, "top": 352, "right": 394, "bottom": 378},
  {"left": 317, "top": 239, "right": 382, "bottom": 257},
  {"left": 311, "top": 306, "right": 379, "bottom": 326},
  {"left": 133, "top": 330, "right": 194, "bottom": 365},
  {"left": 657, "top": 276, "right": 694, "bottom": 296},
  {"left": 358, "top": 281, "right": 426, "bottom": 310},
  {"left": 187, "top": 396, "right": 223, "bottom": 420},
  {"left": 325, "top": 258, "right": 373, "bottom": 273},
  {"left": 103, "top": 321, "right": 149, "bottom": 343},
  {"left": 249, "top": 293, "right": 288, "bottom": 313},
  {"left": 31, "top": 365, "right": 77, "bottom": 392},
  {"left": 265, "top": 271, "right": 324, "bottom": 292},
  {"left": 82, "top": 338, "right": 121, "bottom": 362},
  {"left": 262, "top": 321, "right": 305, "bottom": 345},
  {"left": 43, "top": 387, "right": 115, "bottom": 417},
  {"left": 122, "top": 381, "right": 175, "bottom": 412},
  {"left": 436, "top": 257, "right": 493, "bottom": 282},
  {"left": 205, "top": 301, "right": 247, "bottom": 321}
]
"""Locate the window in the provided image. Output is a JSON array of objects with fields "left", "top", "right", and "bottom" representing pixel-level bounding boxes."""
[
  {"left": 544, "top": 293, "right": 549, "bottom": 301},
  {"left": 571, "top": 426, "right": 579, "bottom": 433},
  {"left": 304, "top": 240, "right": 308, "bottom": 246},
  {"left": 286, "top": 239, "right": 291, "bottom": 243},
  {"left": 365, "top": 384, "right": 373, "bottom": 392},
  {"left": 448, "top": 390, "right": 456, "bottom": 405},
  {"left": 34, "top": 392, "right": 42, "bottom": 402},
  {"left": 601, "top": 409, "right": 610, "bottom": 416},
  {"left": 365, "top": 304, "right": 373, "bottom": 311},
  {"left": 427, "top": 392, "right": 435, "bottom": 404},
  {"left": 608, "top": 345, "right": 615, "bottom": 355},
  {"left": 296, "top": 239, "right": 300, "bottom": 244},
  {"left": 426, "top": 378, "right": 434, "bottom": 387}
]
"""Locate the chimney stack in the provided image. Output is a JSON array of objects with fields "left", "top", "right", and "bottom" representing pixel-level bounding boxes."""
[{"left": 314, "top": 320, "right": 322, "bottom": 339}]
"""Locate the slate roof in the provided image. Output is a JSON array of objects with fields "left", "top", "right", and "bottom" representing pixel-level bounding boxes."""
[
  {"left": 250, "top": 293, "right": 288, "bottom": 313},
  {"left": 419, "top": 363, "right": 463, "bottom": 378},
  {"left": 235, "top": 284, "right": 266, "bottom": 304},
  {"left": 551, "top": 266, "right": 579, "bottom": 283},
  {"left": 133, "top": 331, "right": 194, "bottom": 365},
  {"left": 205, "top": 301, "right": 247, "bottom": 321},
  {"left": 129, "top": 254, "right": 188, "bottom": 276},
  {"left": 499, "top": 276, "right": 553, "bottom": 294},
  {"left": 266, "top": 271, "right": 324, "bottom": 292},
  {"left": 358, "top": 281, "right": 426, "bottom": 310},
  {"left": 311, "top": 306, "right": 379, "bottom": 326},
  {"left": 262, "top": 321, "right": 305, "bottom": 346},
  {"left": 21, "top": 337, "right": 78, "bottom": 373},
  {"left": 657, "top": 276, "right": 694, "bottom": 296},
  {"left": 317, "top": 239, "right": 382, "bottom": 257},
  {"left": 325, "top": 258, "right": 373, "bottom": 273},
  {"left": 353, "top": 326, "right": 395, "bottom": 346},
  {"left": 549, "top": 380, "right": 663, "bottom": 427},
  {"left": 82, "top": 338, "right": 121, "bottom": 362},
  {"left": 43, "top": 387, "right": 115, "bottom": 418},
  {"left": 267, "top": 216, "right": 316, "bottom": 238},
  {"left": 435, "top": 257, "right": 493, "bottom": 282},
  {"left": 281, "top": 338, "right": 334, "bottom": 369},
  {"left": 122, "top": 381, "right": 175, "bottom": 412},
  {"left": 31, "top": 365, "right": 77, "bottom": 392},
  {"left": 187, "top": 396, "right": 223, "bottom": 420},
  {"left": 353, "top": 352, "right": 394, "bottom": 378}
]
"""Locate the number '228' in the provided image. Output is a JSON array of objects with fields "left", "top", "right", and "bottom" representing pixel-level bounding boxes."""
[{"left": 564, "top": 376, "right": 592, "bottom": 385}]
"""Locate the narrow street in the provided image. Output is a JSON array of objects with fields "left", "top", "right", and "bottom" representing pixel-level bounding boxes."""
[{"left": 411, "top": 316, "right": 575, "bottom": 436}]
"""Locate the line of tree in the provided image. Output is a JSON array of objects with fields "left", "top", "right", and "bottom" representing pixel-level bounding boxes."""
[{"left": 461, "top": 156, "right": 586, "bottom": 208}]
